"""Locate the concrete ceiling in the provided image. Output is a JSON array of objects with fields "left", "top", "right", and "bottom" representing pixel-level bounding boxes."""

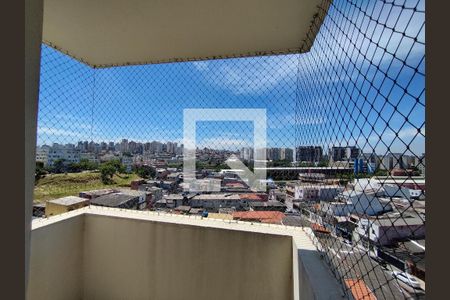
[{"left": 42, "top": 0, "right": 329, "bottom": 68}]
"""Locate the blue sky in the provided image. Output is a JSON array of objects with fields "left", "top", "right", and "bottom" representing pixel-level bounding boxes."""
[{"left": 36, "top": 0, "right": 425, "bottom": 156}]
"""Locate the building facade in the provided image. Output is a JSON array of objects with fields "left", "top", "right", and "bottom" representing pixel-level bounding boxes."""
[
  {"left": 280, "top": 148, "right": 294, "bottom": 162},
  {"left": 354, "top": 217, "right": 425, "bottom": 246},
  {"left": 330, "top": 146, "right": 360, "bottom": 162},
  {"left": 47, "top": 145, "right": 81, "bottom": 166},
  {"left": 36, "top": 146, "right": 49, "bottom": 166},
  {"left": 296, "top": 146, "right": 323, "bottom": 163},
  {"left": 286, "top": 182, "right": 343, "bottom": 201}
]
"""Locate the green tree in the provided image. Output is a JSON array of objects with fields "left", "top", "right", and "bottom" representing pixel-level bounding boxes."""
[
  {"left": 122, "top": 151, "right": 132, "bottom": 157},
  {"left": 100, "top": 164, "right": 116, "bottom": 184},
  {"left": 78, "top": 159, "right": 98, "bottom": 170},
  {"left": 35, "top": 161, "right": 47, "bottom": 182},
  {"left": 134, "top": 165, "right": 156, "bottom": 179},
  {"left": 167, "top": 162, "right": 182, "bottom": 169},
  {"left": 66, "top": 159, "right": 99, "bottom": 173},
  {"left": 67, "top": 162, "right": 81, "bottom": 173},
  {"left": 317, "top": 159, "right": 329, "bottom": 167},
  {"left": 269, "top": 159, "right": 291, "bottom": 167},
  {"left": 106, "top": 159, "right": 126, "bottom": 173},
  {"left": 214, "top": 163, "right": 230, "bottom": 172},
  {"left": 51, "top": 159, "right": 66, "bottom": 174},
  {"left": 98, "top": 159, "right": 127, "bottom": 184},
  {"left": 373, "top": 169, "right": 388, "bottom": 176}
]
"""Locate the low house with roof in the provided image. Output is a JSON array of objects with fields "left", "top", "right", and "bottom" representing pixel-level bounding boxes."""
[
  {"left": 79, "top": 188, "right": 118, "bottom": 199},
  {"left": 207, "top": 213, "right": 234, "bottom": 221},
  {"left": 90, "top": 193, "right": 141, "bottom": 209},
  {"left": 180, "top": 178, "right": 222, "bottom": 192},
  {"left": 185, "top": 193, "right": 268, "bottom": 211},
  {"left": 45, "top": 196, "right": 90, "bottom": 216},
  {"left": 377, "top": 239, "right": 425, "bottom": 281},
  {"left": 130, "top": 179, "right": 146, "bottom": 190},
  {"left": 137, "top": 186, "right": 163, "bottom": 207},
  {"left": 174, "top": 206, "right": 191, "bottom": 214},
  {"left": 344, "top": 279, "right": 376, "bottom": 300},
  {"left": 156, "top": 193, "right": 197, "bottom": 210},
  {"left": 163, "top": 194, "right": 185, "bottom": 208},
  {"left": 281, "top": 215, "right": 303, "bottom": 227},
  {"left": 154, "top": 199, "right": 170, "bottom": 209},
  {"left": 117, "top": 189, "right": 152, "bottom": 210},
  {"left": 248, "top": 201, "right": 286, "bottom": 212},
  {"left": 286, "top": 182, "right": 343, "bottom": 201},
  {"left": 166, "top": 172, "right": 182, "bottom": 183},
  {"left": 321, "top": 190, "right": 392, "bottom": 217},
  {"left": 146, "top": 180, "right": 178, "bottom": 191},
  {"left": 232, "top": 211, "right": 286, "bottom": 224},
  {"left": 238, "top": 193, "right": 268, "bottom": 202},
  {"left": 353, "top": 217, "right": 425, "bottom": 246},
  {"left": 155, "top": 168, "right": 169, "bottom": 179},
  {"left": 189, "top": 193, "right": 243, "bottom": 211}
]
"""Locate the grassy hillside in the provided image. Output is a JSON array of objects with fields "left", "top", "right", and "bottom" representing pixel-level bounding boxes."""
[{"left": 34, "top": 171, "right": 142, "bottom": 202}]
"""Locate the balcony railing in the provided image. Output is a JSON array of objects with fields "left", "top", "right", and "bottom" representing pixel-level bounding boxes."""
[{"left": 28, "top": 206, "right": 342, "bottom": 300}]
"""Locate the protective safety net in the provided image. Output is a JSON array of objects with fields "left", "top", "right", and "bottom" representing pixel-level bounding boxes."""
[{"left": 34, "top": 0, "right": 425, "bottom": 298}]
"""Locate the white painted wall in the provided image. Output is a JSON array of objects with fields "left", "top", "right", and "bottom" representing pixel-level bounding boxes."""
[{"left": 27, "top": 208, "right": 342, "bottom": 300}]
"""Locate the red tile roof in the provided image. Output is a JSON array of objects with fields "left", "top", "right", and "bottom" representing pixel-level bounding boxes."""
[
  {"left": 311, "top": 223, "right": 330, "bottom": 234},
  {"left": 344, "top": 279, "right": 376, "bottom": 300},
  {"left": 238, "top": 193, "right": 267, "bottom": 201},
  {"left": 232, "top": 211, "right": 285, "bottom": 224}
]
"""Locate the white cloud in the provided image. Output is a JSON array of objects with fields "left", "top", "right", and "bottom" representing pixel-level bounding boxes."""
[
  {"left": 192, "top": 61, "right": 209, "bottom": 71},
  {"left": 398, "top": 127, "right": 425, "bottom": 138},
  {"left": 197, "top": 137, "right": 250, "bottom": 150},
  {"left": 38, "top": 127, "right": 83, "bottom": 137},
  {"left": 296, "top": 115, "right": 326, "bottom": 125},
  {"left": 352, "top": 125, "right": 425, "bottom": 154},
  {"left": 192, "top": 55, "right": 299, "bottom": 95}
]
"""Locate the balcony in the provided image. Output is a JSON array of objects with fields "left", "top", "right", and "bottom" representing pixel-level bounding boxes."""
[
  {"left": 28, "top": 207, "right": 342, "bottom": 300},
  {"left": 26, "top": 0, "right": 425, "bottom": 299}
]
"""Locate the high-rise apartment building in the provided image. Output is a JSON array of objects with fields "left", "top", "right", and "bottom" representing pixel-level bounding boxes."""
[
  {"left": 269, "top": 148, "right": 281, "bottom": 161},
  {"left": 120, "top": 139, "right": 129, "bottom": 153},
  {"left": 296, "top": 146, "right": 323, "bottom": 163},
  {"left": 35, "top": 146, "right": 50, "bottom": 166},
  {"left": 330, "top": 146, "right": 360, "bottom": 162},
  {"left": 280, "top": 148, "right": 294, "bottom": 162},
  {"left": 379, "top": 153, "right": 412, "bottom": 170},
  {"left": 166, "top": 142, "right": 175, "bottom": 154},
  {"left": 150, "top": 141, "right": 163, "bottom": 154},
  {"left": 128, "top": 141, "right": 137, "bottom": 153},
  {"left": 240, "top": 147, "right": 254, "bottom": 161},
  {"left": 47, "top": 146, "right": 81, "bottom": 166}
]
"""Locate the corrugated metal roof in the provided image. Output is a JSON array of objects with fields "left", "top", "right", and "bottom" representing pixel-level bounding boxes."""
[
  {"left": 90, "top": 193, "right": 139, "bottom": 207},
  {"left": 374, "top": 217, "right": 424, "bottom": 227}
]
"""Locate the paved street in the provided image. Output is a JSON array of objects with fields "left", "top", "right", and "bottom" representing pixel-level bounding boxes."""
[{"left": 300, "top": 217, "right": 425, "bottom": 300}]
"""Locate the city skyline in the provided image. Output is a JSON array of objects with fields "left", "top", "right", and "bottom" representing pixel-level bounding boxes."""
[{"left": 36, "top": 139, "right": 424, "bottom": 160}]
